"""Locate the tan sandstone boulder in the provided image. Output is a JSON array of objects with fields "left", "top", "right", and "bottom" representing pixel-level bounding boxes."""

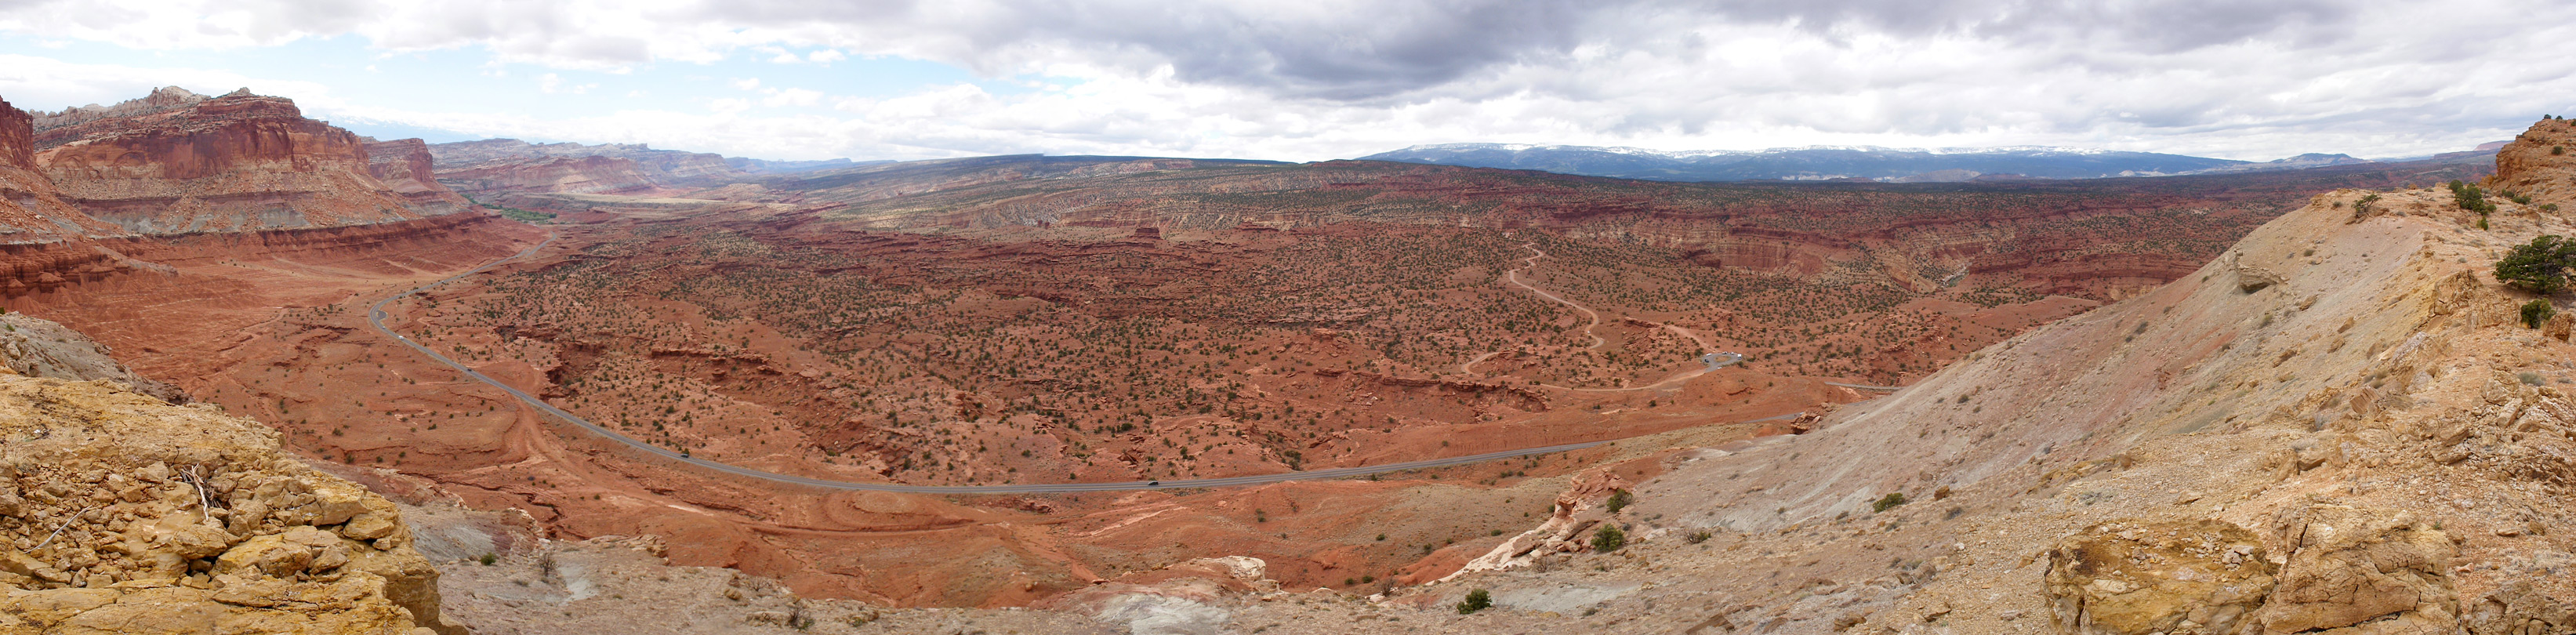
[
  {"left": 0, "top": 375, "right": 455, "bottom": 634},
  {"left": 2046, "top": 520, "right": 2278, "bottom": 635},
  {"left": 2259, "top": 505, "right": 2458, "bottom": 634}
]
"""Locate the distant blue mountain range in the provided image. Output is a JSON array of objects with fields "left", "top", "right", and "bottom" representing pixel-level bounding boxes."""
[{"left": 1357, "top": 143, "right": 2375, "bottom": 183}]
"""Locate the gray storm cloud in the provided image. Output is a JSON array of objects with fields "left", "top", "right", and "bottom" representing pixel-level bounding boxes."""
[{"left": 0, "top": 0, "right": 2567, "bottom": 161}]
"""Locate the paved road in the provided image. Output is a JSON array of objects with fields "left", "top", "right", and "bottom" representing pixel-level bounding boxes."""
[
  {"left": 1821, "top": 382, "right": 1903, "bottom": 391},
  {"left": 366, "top": 235, "right": 1808, "bottom": 494}
]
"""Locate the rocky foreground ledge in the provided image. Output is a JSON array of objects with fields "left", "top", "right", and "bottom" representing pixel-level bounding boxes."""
[{"left": 0, "top": 373, "right": 452, "bottom": 633}]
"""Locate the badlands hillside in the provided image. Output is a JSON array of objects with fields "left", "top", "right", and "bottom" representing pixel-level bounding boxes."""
[
  {"left": 0, "top": 83, "right": 2565, "bottom": 635},
  {"left": 759, "top": 121, "right": 2576, "bottom": 635}
]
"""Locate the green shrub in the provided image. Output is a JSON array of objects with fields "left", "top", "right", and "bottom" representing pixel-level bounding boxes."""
[
  {"left": 1686, "top": 530, "right": 1714, "bottom": 544},
  {"left": 2524, "top": 299, "right": 2557, "bottom": 328},
  {"left": 2451, "top": 180, "right": 2498, "bottom": 216},
  {"left": 1604, "top": 489, "right": 1631, "bottom": 513},
  {"left": 478, "top": 553, "right": 497, "bottom": 566},
  {"left": 1872, "top": 492, "right": 1910, "bottom": 513},
  {"left": 1457, "top": 589, "right": 1493, "bottom": 615},
  {"left": 2497, "top": 235, "right": 2576, "bottom": 293},
  {"left": 1591, "top": 524, "right": 1627, "bottom": 552},
  {"left": 2556, "top": 146, "right": 2567, "bottom": 155}
]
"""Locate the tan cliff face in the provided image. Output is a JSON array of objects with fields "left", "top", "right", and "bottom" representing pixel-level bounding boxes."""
[
  {"left": 0, "top": 373, "right": 454, "bottom": 633},
  {"left": 31, "top": 88, "right": 456, "bottom": 234}
]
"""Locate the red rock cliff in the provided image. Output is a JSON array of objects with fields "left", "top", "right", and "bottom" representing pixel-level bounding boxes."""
[
  {"left": 365, "top": 137, "right": 473, "bottom": 215},
  {"left": 33, "top": 88, "right": 457, "bottom": 234},
  {"left": 0, "top": 96, "right": 129, "bottom": 243},
  {"left": 427, "top": 137, "right": 738, "bottom": 185},
  {"left": 435, "top": 154, "right": 664, "bottom": 196}
]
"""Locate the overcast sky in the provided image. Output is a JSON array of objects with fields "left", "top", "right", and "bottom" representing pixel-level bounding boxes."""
[{"left": 0, "top": 0, "right": 2568, "bottom": 163}]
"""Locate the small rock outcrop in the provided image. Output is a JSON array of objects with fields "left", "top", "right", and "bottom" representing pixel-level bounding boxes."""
[
  {"left": 2258, "top": 505, "right": 2457, "bottom": 634},
  {"left": 2047, "top": 508, "right": 2465, "bottom": 635},
  {"left": 0, "top": 375, "right": 453, "bottom": 633},
  {"left": 2046, "top": 520, "right": 2276, "bottom": 635}
]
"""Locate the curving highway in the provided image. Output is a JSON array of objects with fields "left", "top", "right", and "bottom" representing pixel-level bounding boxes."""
[{"left": 365, "top": 234, "right": 1808, "bottom": 494}]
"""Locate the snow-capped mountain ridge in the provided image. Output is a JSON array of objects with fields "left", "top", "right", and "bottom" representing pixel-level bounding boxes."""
[{"left": 1355, "top": 142, "right": 2380, "bottom": 183}]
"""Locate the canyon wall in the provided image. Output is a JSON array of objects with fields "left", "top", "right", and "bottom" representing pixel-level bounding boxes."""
[
  {"left": 362, "top": 138, "right": 473, "bottom": 216},
  {"left": 32, "top": 88, "right": 453, "bottom": 234},
  {"left": 434, "top": 154, "right": 663, "bottom": 196},
  {"left": 427, "top": 137, "right": 737, "bottom": 187},
  {"left": 0, "top": 97, "right": 129, "bottom": 243}
]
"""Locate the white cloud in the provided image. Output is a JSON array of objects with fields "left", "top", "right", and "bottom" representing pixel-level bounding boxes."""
[
  {"left": 0, "top": 54, "right": 339, "bottom": 114},
  {"left": 536, "top": 73, "right": 597, "bottom": 94},
  {"left": 0, "top": 1, "right": 2570, "bottom": 162},
  {"left": 760, "top": 87, "right": 822, "bottom": 107}
]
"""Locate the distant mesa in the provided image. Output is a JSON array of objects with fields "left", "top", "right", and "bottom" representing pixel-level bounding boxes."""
[
  {"left": 426, "top": 138, "right": 738, "bottom": 183},
  {"left": 2179, "top": 152, "right": 2374, "bottom": 175},
  {"left": 423, "top": 138, "right": 887, "bottom": 198},
  {"left": 1885, "top": 168, "right": 1983, "bottom": 183},
  {"left": 729, "top": 156, "right": 892, "bottom": 174}
]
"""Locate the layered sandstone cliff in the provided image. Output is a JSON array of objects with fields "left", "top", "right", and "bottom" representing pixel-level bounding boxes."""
[
  {"left": 31, "top": 88, "right": 455, "bottom": 234},
  {"left": 0, "top": 97, "right": 128, "bottom": 244},
  {"left": 361, "top": 138, "right": 472, "bottom": 216},
  {"left": 0, "top": 372, "right": 455, "bottom": 633},
  {"left": 433, "top": 154, "right": 663, "bottom": 196},
  {"left": 27, "top": 85, "right": 209, "bottom": 132},
  {"left": 426, "top": 138, "right": 736, "bottom": 187}
]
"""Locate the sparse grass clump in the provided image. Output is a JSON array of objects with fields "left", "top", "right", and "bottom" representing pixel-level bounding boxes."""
[{"left": 1872, "top": 492, "right": 1909, "bottom": 513}]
